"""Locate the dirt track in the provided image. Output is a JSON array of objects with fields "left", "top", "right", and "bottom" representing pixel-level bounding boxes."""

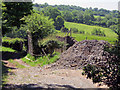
[{"left": 3, "top": 60, "right": 108, "bottom": 89}]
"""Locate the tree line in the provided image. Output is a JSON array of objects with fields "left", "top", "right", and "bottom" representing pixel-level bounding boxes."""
[{"left": 34, "top": 3, "right": 118, "bottom": 30}]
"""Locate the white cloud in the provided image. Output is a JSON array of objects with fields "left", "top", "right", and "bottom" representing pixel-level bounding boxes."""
[{"left": 33, "top": 0, "right": 119, "bottom": 10}]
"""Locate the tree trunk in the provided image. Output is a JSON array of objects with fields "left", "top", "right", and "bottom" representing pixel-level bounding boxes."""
[{"left": 27, "top": 30, "right": 33, "bottom": 55}]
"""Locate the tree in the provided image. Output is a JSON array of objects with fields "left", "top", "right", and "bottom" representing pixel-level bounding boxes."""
[
  {"left": 23, "top": 12, "right": 54, "bottom": 39},
  {"left": 77, "top": 12, "right": 83, "bottom": 23},
  {"left": 83, "top": 13, "right": 92, "bottom": 25},
  {"left": 62, "top": 11, "right": 73, "bottom": 22},
  {"left": 2, "top": 2, "right": 33, "bottom": 35},
  {"left": 43, "top": 6, "right": 63, "bottom": 29},
  {"left": 54, "top": 15, "right": 64, "bottom": 30},
  {"left": 106, "top": 19, "right": 116, "bottom": 27},
  {"left": 43, "top": 6, "right": 61, "bottom": 21},
  {"left": 22, "top": 12, "right": 55, "bottom": 54}
]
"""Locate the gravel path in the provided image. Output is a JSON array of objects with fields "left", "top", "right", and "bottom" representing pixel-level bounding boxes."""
[{"left": 5, "top": 60, "right": 108, "bottom": 89}]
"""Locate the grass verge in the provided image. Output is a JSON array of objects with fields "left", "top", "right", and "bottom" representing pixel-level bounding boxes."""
[{"left": 21, "top": 52, "right": 60, "bottom": 67}]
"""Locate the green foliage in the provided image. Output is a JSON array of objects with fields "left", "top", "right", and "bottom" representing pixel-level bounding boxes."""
[
  {"left": 22, "top": 12, "right": 55, "bottom": 54},
  {"left": 91, "top": 28, "right": 106, "bottom": 37},
  {"left": 34, "top": 4, "right": 118, "bottom": 28},
  {"left": 94, "top": 15, "right": 105, "bottom": 19},
  {"left": 0, "top": 46, "right": 16, "bottom": 52},
  {"left": 83, "top": 13, "right": 94, "bottom": 25},
  {"left": 2, "top": 37, "right": 25, "bottom": 51},
  {"left": 23, "top": 12, "right": 54, "bottom": 39},
  {"left": 106, "top": 19, "right": 117, "bottom": 28},
  {"left": 2, "top": 2, "right": 33, "bottom": 35},
  {"left": 43, "top": 6, "right": 61, "bottom": 21},
  {"left": 40, "top": 38, "right": 64, "bottom": 56},
  {"left": 71, "top": 28, "right": 78, "bottom": 33},
  {"left": 62, "top": 11, "right": 73, "bottom": 22},
  {"left": 83, "top": 64, "right": 102, "bottom": 83},
  {"left": 54, "top": 15, "right": 64, "bottom": 30},
  {"left": 110, "top": 25, "right": 118, "bottom": 35},
  {"left": 41, "top": 39, "right": 64, "bottom": 48},
  {"left": 5, "top": 26, "right": 27, "bottom": 39},
  {"left": 3, "top": 2, "right": 33, "bottom": 27},
  {"left": 82, "top": 45, "right": 120, "bottom": 88},
  {"left": 2, "top": 37, "right": 24, "bottom": 44},
  {"left": 22, "top": 52, "right": 60, "bottom": 67},
  {"left": 43, "top": 6, "right": 64, "bottom": 30}
]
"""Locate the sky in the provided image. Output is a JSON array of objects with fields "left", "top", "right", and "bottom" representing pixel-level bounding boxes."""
[{"left": 33, "top": 0, "right": 120, "bottom": 10}]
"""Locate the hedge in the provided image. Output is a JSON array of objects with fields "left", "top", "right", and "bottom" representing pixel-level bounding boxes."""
[{"left": 2, "top": 37, "right": 25, "bottom": 51}]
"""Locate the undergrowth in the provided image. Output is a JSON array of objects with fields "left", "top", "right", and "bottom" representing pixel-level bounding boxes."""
[{"left": 21, "top": 52, "right": 60, "bottom": 67}]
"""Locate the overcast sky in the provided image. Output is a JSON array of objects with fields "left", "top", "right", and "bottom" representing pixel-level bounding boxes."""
[{"left": 33, "top": 0, "right": 120, "bottom": 10}]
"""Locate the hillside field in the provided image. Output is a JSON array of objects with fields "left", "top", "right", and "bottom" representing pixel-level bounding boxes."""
[{"left": 56, "top": 22, "right": 118, "bottom": 44}]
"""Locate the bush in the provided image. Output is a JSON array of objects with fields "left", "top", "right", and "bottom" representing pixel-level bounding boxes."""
[
  {"left": 82, "top": 45, "right": 120, "bottom": 88},
  {"left": 91, "top": 28, "right": 106, "bottom": 37},
  {"left": 71, "top": 28, "right": 78, "bottom": 33},
  {"left": 40, "top": 39, "right": 64, "bottom": 56},
  {"left": 79, "top": 30, "right": 85, "bottom": 34},
  {"left": 2, "top": 37, "right": 25, "bottom": 51}
]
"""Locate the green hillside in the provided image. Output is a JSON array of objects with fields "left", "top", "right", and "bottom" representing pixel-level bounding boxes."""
[{"left": 57, "top": 22, "right": 118, "bottom": 44}]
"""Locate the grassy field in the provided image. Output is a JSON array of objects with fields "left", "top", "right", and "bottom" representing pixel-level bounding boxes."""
[{"left": 57, "top": 22, "right": 118, "bottom": 44}]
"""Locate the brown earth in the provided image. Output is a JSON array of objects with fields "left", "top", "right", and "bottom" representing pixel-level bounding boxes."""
[
  {"left": 2, "top": 40, "right": 111, "bottom": 89},
  {"left": 2, "top": 59, "right": 108, "bottom": 89},
  {"left": 50, "top": 40, "right": 111, "bottom": 70}
]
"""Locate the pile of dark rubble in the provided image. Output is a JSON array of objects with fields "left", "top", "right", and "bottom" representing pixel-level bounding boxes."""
[{"left": 51, "top": 40, "right": 113, "bottom": 69}]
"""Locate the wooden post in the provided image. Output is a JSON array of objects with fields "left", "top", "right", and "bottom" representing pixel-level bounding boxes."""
[
  {"left": 67, "top": 30, "right": 69, "bottom": 36},
  {"left": 70, "top": 28, "right": 72, "bottom": 37},
  {"left": 27, "top": 30, "right": 33, "bottom": 55}
]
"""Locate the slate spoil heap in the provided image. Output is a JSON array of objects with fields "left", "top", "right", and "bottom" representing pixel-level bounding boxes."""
[{"left": 51, "top": 40, "right": 112, "bottom": 69}]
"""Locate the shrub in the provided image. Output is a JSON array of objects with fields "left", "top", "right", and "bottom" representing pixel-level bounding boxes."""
[
  {"left": 71, "top": 28, "right": 78, "bottom": 33},
  {"left": 91, "top": 28, "right": 106, "bottom": 37},
  {"left": 79, "top": 30, "right": 85, "bottom": 34},
  {"left": 82, "top": 45, "right": 120, "bottom": 88},
  {"left": 40, "top": 39, "right": 64, "bottom": 56}
]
